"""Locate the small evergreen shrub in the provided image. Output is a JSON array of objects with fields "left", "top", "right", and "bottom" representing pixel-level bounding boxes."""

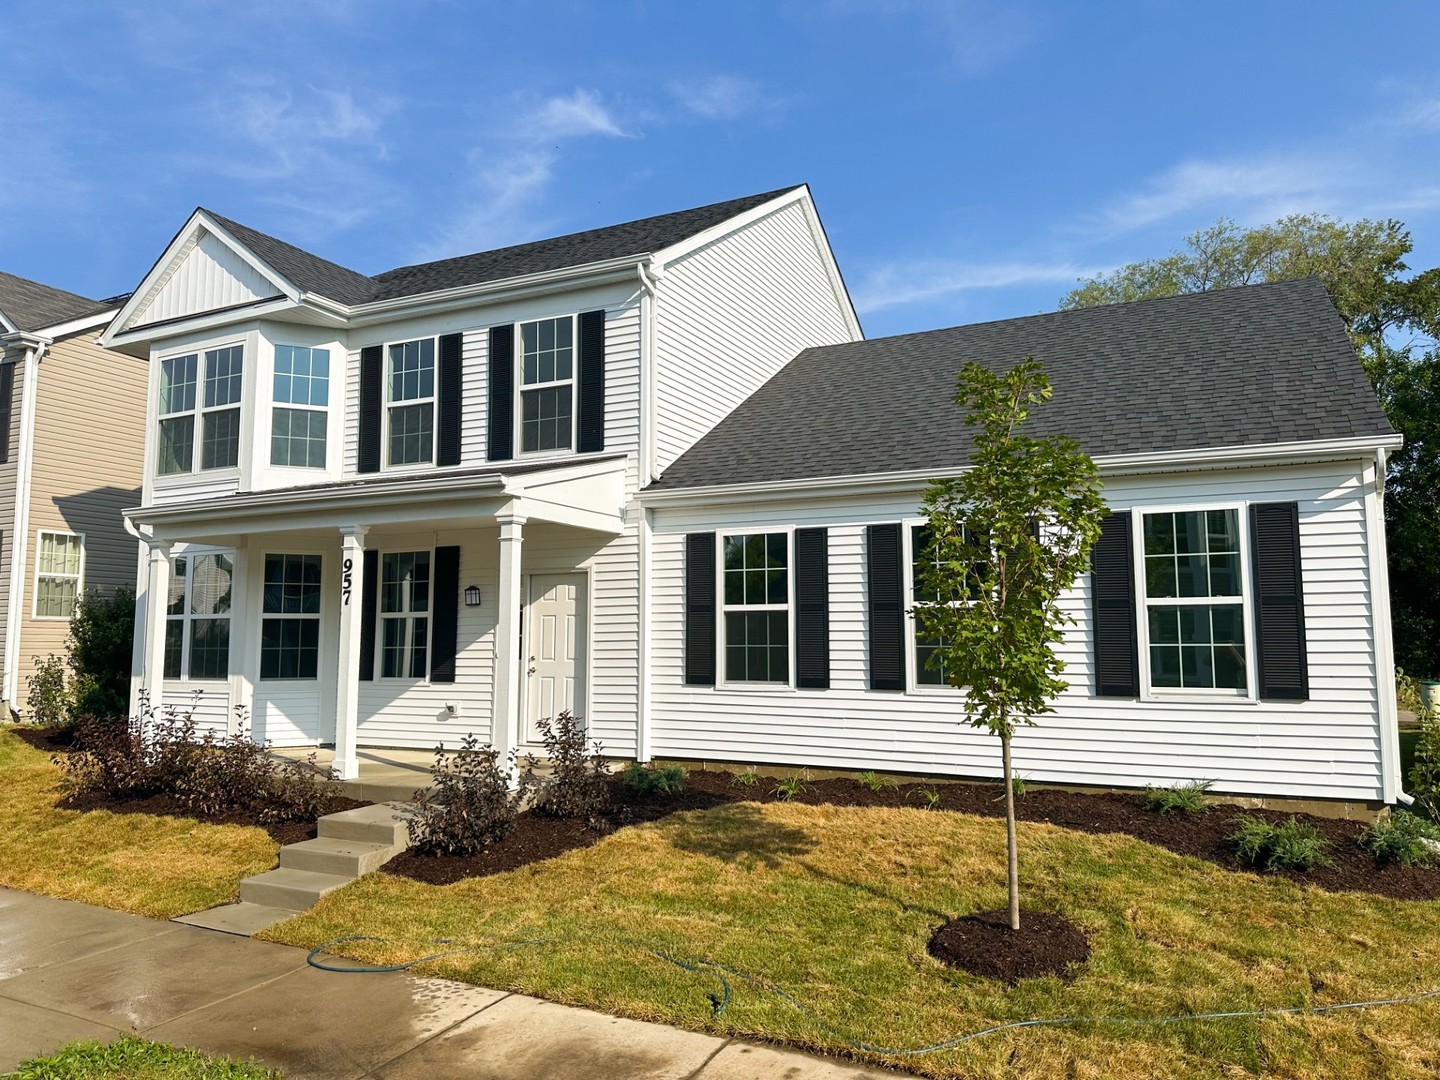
[
  {"left": 525, "top": 711, "right": 610, "bottom": 822},
  {"left": 408, "top": 734, "right": 521, "bottom": 856},
  {"left": 68, "top": 588, "right": 136, "bottom": 721},
  {"left": 772, "top": 772, "right": 807, "bottom": 802},
  {"left": 25, "top": 654, "right": 73, "bottom": 727},
  {"left": 1231, "top": 815, "right": 1333, "bottom": 873},
  {"left": 1361, "top": 810, "right": 1440, "bottom": 867},
  {"left": 731, "top": 767, "right": 761, "bottom": 788},
  {"left": 855, "top": 770, "right": 897, "bottom": 792},
  {"left": 622, "top": 761, "right": 688, "bottom": 796},
  {"left": 1142, "top": 779, "right": 1213, "bottom": 814}
]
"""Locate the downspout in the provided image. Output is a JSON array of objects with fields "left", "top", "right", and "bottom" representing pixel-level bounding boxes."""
[
  {"left": 635, "top": 262, "right": 659, "bottom": 761},
  {"left": 2, "top": 335, "right": 47, "bottom": 710},
  {"left": 1369, "top": 447, "right": 1412, "bottom": 805}
]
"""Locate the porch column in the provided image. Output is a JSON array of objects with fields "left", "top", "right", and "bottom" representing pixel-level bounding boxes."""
[
  {"left": 139, "top": 540, "right": 171, "bottom": 720},
  {"left": 334, "top": 525, "right": 368, "bottom": 781},
  {"left": 493, "top": 512, "right": 527, "bottom": 767}
]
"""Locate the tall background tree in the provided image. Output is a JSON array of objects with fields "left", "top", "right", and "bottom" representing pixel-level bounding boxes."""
[
  {"left": 915, "top": 358, "right": 1104, "bottom": 931},
  {"left": 1062, "top": 215, "right": 1440, "bottom": 678}
]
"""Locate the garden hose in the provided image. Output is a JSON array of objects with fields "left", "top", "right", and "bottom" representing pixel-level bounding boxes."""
[{"left": 306, "top": 934, "right": 1440, "bottom": 1058}]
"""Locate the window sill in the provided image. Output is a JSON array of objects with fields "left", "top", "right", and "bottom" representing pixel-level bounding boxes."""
[
  {"left": 716, "top": 682, "right": 794, "bottom": 693},
  {"left": 1140, "top": 693, "right": 1259, "bottom": 707}
]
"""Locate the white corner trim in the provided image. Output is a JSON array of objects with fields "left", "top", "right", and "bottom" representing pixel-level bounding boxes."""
[
  {"left": 1366, "top": 449, "right": 1402, "bottom": 805},
  {"left": 3, "top": 340, "right": 44, "bottom": 706}
]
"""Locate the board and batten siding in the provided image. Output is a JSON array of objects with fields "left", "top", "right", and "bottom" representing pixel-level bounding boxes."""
[
  {"left": 652, "top": 199, "right": 857, "bottom": 473},
  {"left": 648, "top": 461, "right": 1388, "bottom": 802},
  {"left": 127, "top": 229, "right": 277, "bottom": 331}
]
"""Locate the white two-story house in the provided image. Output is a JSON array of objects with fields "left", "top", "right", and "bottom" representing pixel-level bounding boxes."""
[{"left": 104, "top": 186, "right": 1405, "bottom": 809}]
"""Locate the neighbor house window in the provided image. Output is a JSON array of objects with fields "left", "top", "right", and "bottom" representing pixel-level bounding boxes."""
[
  {"left": 271, "top": 345, "right": 329, "bottom": 468},
  {"left": 380, "top": 551, "right": 430, "bottom": 679},
  {"left": 386, "top": 338, "right": 434, "bottom": 466},
  {"left": 721, "top": 533, "right": 788, "bottom": 683},
  {"left": 34, "top": 530, "right": 84, "bottom": 620},
  {"left": 261, "top": 554, "right": 321, "bottom": 680},
  {"left": 519, "top": 317, "right": 574, "bottom": 453},
  {"left": 157, "top": 345, "right": 243, "bottom": 475},
  {"left": 163, "top": 551, "right": 233, "bottom": 679},
  {"left": 1141, "top": 509, "right": 1247, "bottom": 693}
]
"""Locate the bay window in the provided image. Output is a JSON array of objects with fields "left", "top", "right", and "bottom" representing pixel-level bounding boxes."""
[
  {"left": 157, "top": 345, "right": 243, "bottom": 475},
  {"left": 271, "top": 345, "right": 329, "bottom": 468}
]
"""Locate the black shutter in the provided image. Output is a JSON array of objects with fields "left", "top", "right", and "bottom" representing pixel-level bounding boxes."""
[
  {"left": 794, "top": 528, "right": 830, "bottom": 689},
  {"left": 0, "top": 362, "right": 14, "bottom": 465},
  {"left": 358, "top": 550, "right": 379, "bottom": 682},
  {"left": 358, "top": 345, "right": 383, "bottom": 474},
  {"left": 577, "top": 309, "right": 606, "bottom": 453},
  {"left": 1092, "top": 512, "right": 1139, "bottom": 697},
  {"left": 437, "top": 333, "right": 463, "bottom": 467},
  {"left": 866, "top": 523, "right": 904, "bottom": 691},
  {"left": 487, "top": 324, "right": 514, "bottom": 461},
  {"left": 684, "top": 533, "right": 716, "bottom": 686},
  {"left": 1250, "top": 502, "right": 1309, "bottom": 701},
  {"left": 430, "top": 545, "right": 460, "bottom": 684}
]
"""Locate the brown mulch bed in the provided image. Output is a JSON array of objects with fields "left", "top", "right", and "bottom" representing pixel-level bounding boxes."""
[
  {"left": 9, "top": 724, "right": 77, "bottom": 754},
  {"left": 387, "top": 768, "right": 1440, "bottom": 901},
  {"left": 928, "top": 909, "right": 1091, "bottom": 984}
]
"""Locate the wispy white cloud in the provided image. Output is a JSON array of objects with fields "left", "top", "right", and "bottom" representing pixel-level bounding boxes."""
[
  {"left": 819, "top": 0, "right": 1037, "bottom": 76},
  {"left": 522, "top": 89, "right": 628, "bottom": 140},
  {"left": 668, "top": 74, "right": 779, "bottom": 122},
  {"left": 853, "top": 257, "right": 1101, "bottom": 313}
]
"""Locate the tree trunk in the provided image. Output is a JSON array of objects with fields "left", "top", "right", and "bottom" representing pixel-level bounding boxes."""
[{"left": 1001, "top": 730, "right": 1020, "bottom": 931}]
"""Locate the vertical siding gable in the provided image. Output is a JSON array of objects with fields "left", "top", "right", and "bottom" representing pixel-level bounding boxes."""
[{"left": 130, "top": 230, "right": 282, "bottom": 329}]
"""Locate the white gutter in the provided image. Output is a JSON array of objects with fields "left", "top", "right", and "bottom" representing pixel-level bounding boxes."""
[
  {"left": 636, "top": 434, "right": 1407, "bottom": 507},
  {"left": 1, "top": 333, "right": 48, "bottom": 708},
  {"left": 636, "top": 261, "right": 660, "bottom": 486}
]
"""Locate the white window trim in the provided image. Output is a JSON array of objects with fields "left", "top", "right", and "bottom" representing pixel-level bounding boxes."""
[
  {"left": 902, "top": 519, "right": 961, "bottom": 695},
  {"left": 1131, "top": 502, "right": 1258, "bottom": 703},
  {"left": 164, "top": 547, "right": 234, "bottom": 681},
  {"left": 377, "top": 548, "right": 434, "bottom": 683},
  {"left": 716, "top": 527, "right": 795, "bottom": 690},
  {"left": 32, "top": 529, "right": 85, "bottom": 622},
  {"left": 514, "top": 314, "right": 578, "bottom": 458},
  {"left": 270, "top": 344, "right": 331, "bottom": 470},
  {"left": 383, "top": 336, "right": 438, "bottom": 471},
  {"left": 258, "top": 552, "right": 324, "bottom": 683},
  {"left": 155, "top": 341, "right": 246, "bottom": 478}
]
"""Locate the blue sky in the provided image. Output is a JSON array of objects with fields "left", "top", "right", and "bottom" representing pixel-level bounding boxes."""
[{"left": 4, "top": 1, "right": 1440, "bottom": 339}]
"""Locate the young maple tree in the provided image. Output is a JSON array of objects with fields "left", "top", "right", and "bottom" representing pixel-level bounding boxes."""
[{"left": 914, "top": 357, "right": 1104, "bottom": 931}]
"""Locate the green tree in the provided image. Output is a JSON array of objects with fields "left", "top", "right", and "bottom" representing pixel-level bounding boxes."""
[
  {"left": 1062, "top": 215, "right": 1440, "bottom": 678},
  {"left": 68, "top": 587, "right": 135, "bottom": 719},
  {"left": 915, "top": 358, "right": 1105, "bottom": 930}
]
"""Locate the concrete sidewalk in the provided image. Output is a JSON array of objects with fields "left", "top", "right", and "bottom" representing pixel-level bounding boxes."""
[{"left": 0, "top": 888, "right": 900, "bottom": 1079}]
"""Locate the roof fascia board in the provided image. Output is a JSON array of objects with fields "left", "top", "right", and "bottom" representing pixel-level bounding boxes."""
[
  {"left": 637, "top": 434, "right": 1405, "bottom": 507},
  {"left": 31, "top": 307, "right": 120, "bottom": 340},
  {"left": 648, "top": 187, "right": 808, "bottom": 274},
  {"left": 105, "top": 297, "right": 296, "bottom": 347},
  {"left": 796, "top": 190, "right": 862, "bottom": 340}
]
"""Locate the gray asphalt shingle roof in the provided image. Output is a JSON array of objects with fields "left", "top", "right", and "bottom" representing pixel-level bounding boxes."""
[
  {"left": 650, "top": 278, "right": 1395, "bottom": 490},
  {"left": 0, "top": 272, "right": 116, "bottom": 333},
  {"left": 205, "top": 186, "right": 800, "bottom": 307}
]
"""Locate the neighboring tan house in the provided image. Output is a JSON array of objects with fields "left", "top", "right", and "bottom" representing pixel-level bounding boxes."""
[
  {"left": 0, "top": 273, "right": 144, "bottom": 713},
  {"left": 101, "top": 186, "right": 1404, "bottom": 810}
]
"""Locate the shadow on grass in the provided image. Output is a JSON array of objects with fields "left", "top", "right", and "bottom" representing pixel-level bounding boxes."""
[
  {"left": 660, "top": 803, "right": 819, "bottom": 868},
  {"left": 796, "top": 861, "right": 953, "bottom": 922}
]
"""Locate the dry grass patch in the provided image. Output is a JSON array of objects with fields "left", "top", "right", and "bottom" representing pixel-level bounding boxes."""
[
  {"left": 0, "top": 727, "right": 277, "bottom": 918},
  {"left": 263, "top": 800, "right": 1440, "bottom": 1079}
]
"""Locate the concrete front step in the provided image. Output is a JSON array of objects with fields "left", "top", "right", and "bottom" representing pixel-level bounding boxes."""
[
  {"left": 239, "top": 867, "right": 352, "bottom": 910},
  {"left": 318, "top": 801, "right": 415, "bottom": 847},
  {"left": 173, "top": 902, "right": 297, "bottom": 936},
  {"left": 279, "top": 836, "right": 400, "bottom": 878}
]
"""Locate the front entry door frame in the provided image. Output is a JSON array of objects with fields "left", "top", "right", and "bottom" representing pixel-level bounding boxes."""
[{"left": 521, "top": 569, "right": 591, "bottom": 747}]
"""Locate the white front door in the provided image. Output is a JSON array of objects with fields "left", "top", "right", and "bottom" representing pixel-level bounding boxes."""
[{"left": 525, "top": 573, "right": 587, "bottom": 744}]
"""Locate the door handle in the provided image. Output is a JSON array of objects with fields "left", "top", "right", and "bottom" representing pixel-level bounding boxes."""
[{"left": 527, "top": 666, "right": 536, "bottom": 676}]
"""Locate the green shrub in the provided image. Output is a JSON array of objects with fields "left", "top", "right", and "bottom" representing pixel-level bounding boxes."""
[
  {"left": 1410, "top": 709, "right": 1440, "bottom": 822},
  {"left": 523, "top": 711, "right": 610, "bottom": 822},
  {"left": 69, "top": 589, "right": 135, "bottom": 721},
  {"left": 1361, "top": 810, "right": 1440, "bottom": 866},
  {"left": 1397, "top": 667, "right": 1425, "bottom": 715},
  {"left": 622, "top": 760, "right": 688, "bottom": 796},
  {"left": 772, "top": 772, "right": 808, "bottom": 801},
  {"left": 25, "top": 654, "right": 73, "bottom": 727},
  {"left": 409, "top": 734, "right": 522, "bottom": 856},
  {"left": 855, "top": 770, "right": 897, "bottom": 792},
  {"left": 1142, "top": 779, "right": 1213, "bottom": 814},
  {"left": 1231, "top": 814, "right": 1333, "bottom": 872},
  {"left": 731, "top": 767, "right": 761, "bottom": 788}
]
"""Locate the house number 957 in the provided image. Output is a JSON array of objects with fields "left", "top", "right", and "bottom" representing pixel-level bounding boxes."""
[{"left": 341, "top": 557, "right": 353, "bottom": 607}]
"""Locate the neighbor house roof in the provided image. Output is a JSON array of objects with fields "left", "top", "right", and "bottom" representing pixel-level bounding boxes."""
[
  {"left": 205, "top": 186, "right": 802, "bottom": 307},
  {"left": 650, "top": 277, "right": 1395, "bottom": 490},
  {"left": 0, "top": 271, "right": 117, "bottom": 333}
]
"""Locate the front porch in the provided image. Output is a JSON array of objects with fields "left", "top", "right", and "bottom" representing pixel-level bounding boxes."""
[{"left": 272, "top": 746, "right": 436, "bottom": 802}]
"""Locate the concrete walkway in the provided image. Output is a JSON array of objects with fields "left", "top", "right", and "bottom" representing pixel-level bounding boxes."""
[{"left": 0, "top": 889, "right": 900, "bottom": 1079}]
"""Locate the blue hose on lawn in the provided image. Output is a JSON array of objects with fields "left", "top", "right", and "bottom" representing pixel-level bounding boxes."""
[{"left": 306, "top": 934, "right": 1440, "bottom": 1057}]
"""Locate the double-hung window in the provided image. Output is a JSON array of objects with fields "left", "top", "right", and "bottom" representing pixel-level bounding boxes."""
[
  {"left": 261, "top": 554, "right": 321, "bottom": 680},
  {"left": 908, "top": 524, "right": 984, "bottom": 689},
  {"left": 163, "top": 552, "right": 232, "bottom": 679},
  {"left": 34, "top": 530, "right": 84, "bottom": 620},
  {"left": 272, "top": 345, "right": 329, "bottom": 468},
  {"left": 721, "top": 533, "right": 789, "bottom": 683},
  {"left": 380, "top": 551, "right": 430, "bottom": 679},
  {"left": 519, "top": 317, "right": 574, "bottom": 453},
  {"left": 157, "top": 345, "right": 243, "bottom": 475},
  {"left": 387, "top": 339, "right": 434, "bottom": 466},
  {"left": 1140, "top": 509, "right": 1248, "bottom": 694}
]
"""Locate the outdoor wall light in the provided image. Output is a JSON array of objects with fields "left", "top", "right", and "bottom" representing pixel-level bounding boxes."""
[{"left": 463, "top": 585, "right": 482, "bottom": 607}]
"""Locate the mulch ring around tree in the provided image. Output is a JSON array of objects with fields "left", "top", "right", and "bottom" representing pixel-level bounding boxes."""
[
  {"left": 928, "top": 910, "right": 1091, "bottom": 984},
  {"left": 386, "top": 768, "right": 1440, "bottom": 902}
]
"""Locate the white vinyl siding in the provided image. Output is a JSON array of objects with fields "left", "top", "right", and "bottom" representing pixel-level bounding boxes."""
[{"left": 649, "top": 461, "right": 1387, "bottom": 803}]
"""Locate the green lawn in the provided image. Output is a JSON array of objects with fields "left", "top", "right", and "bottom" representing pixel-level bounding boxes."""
[
  {"left": 6, "top": 1037, "right": 278, "bottom": 1079},
  {"left": 262, "top": 799, "right": 1440, "bottom": 1079},
  {"left": 0, "top": 727, "right": 278, "bottom": 918}
]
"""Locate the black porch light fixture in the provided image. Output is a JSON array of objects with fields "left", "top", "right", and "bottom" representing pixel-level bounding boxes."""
[{"left": 463, "top": 584, "right": 482, "bottom": 607}]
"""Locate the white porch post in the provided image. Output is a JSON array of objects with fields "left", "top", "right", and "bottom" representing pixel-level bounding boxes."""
[
  {"left": 139, "top": 540, "right": 171, "bottom": 718},
  {"left": 493, "top": 512, "right": 527, "bottom": 766},
  {"left": 334, "top": 525, "right": 368, "bottom": 781}
]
